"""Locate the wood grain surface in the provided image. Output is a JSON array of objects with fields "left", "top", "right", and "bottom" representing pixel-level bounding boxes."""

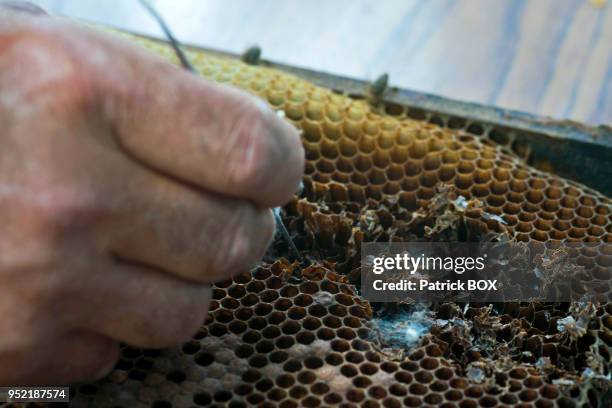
[{"left": 33, "top": 0, "right": 612, "bottom": 125}]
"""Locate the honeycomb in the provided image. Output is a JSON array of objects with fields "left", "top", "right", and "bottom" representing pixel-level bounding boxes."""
[{"left": 6, "top": 32, "right": 611, "bottom": 407}]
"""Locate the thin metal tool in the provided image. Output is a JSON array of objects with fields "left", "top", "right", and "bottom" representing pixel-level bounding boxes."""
[{"left": 138, "top": 0, "right": 302, "bottom": 261}]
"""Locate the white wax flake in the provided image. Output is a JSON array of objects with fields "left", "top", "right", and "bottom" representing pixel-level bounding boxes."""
[
  {"left": 552, "top": 378, "right": 574, "bottom": 386},
  {"left": 467, "top": 367, "right": 485, "bottom": 383},
  {"left": 556, "top": 316, "right": 576, "bottom": 333},
  {"left": 372, "top": 308, "right": 436, "bottom": 350},
  {"left": 482, "top": 212, "right": 508, "bottom": 225}
]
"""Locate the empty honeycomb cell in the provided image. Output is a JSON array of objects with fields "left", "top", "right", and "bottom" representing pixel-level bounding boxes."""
[
  {"left": 534, "top": 219, "right": 552, "bottom": 231},
  {"left": 510, "top": 179, "right": 528, "bottom": 193},
  {"left": 473, "top": 169, "right": 491, "bottom": 184},
  {"left": 297, "top": 330, "right": 316, "bottom": 344},
  {"left": 479, "top": 396, "right": 498, "bottom": 407},
  {"left": 353, "top": 376, "right": 372, "bottom": 389},
  {"left": 526, "top": 190, "right": 544, "bottom": 204},
  {"left": 589, "top": 225, "right": 606, "bottom": 236},
  {"left": 346, "top": 389, "right": 366, "bottom": 402},
  {"left": 302, "top": 120, "right": 322, "bottom": 143},
  {"left": 592, "top": 214, "right": 609, "bottom": 226},
  {"left": 363, "top": 121, "right": 379, "bottom": 137},
  {"left": 246, "top": 393, "right": 265, "bottom": 404},
  {"left": 322, "top": 119, "right": 343, "bottom": 141},
  {"left": 522, "top": 201, "right": 540, "bottom": 213},
  {"left": 564, "top": 185, "right": 582, "bottom": 196},
  {"left": 360, "top": 136, "right": 378, "bottom": 154},
  {"left": 460, "top": 149, "right": 478, "bottom": 161},
  {"left": 301, "top": 317, "right": 321, "bottom": 331},
  {"left": 354, "top": 155, "right": 373, "bottom": 174},
  {"left": 561, "top": 196, "right": 579, "bottom": 209},
  {"left": 465, "top": 386, "right": 483, "bottom": 398},
  {"left": 243, "top": 330, "right": 261, "bottom": 344},
  {"left": 457, "top": 161, "right": 475, "bottom": 174},
  {"left": 475, "top": 158, "right": 494, "bottom": 170},
  {"left": 509, "top": 368, "right": 528, "bottom": 379},
  {"left": 310, "top": 382, "right": 330, "bottom": 395},
  {"left": 455, "top": 174, "right": 473, "bottom": 190},
  {"left": 542, "top": 198, "right": 560, "bottom": 212},
  {"left": 285, "top": 103, "right": 304, "bottom": 121},
  {"left": 441, "top": 149, "right": 460, "bottom": 164},
  {"left": 367, "top": 168, "right": 387, "bottom": 185},
  {"left": 321, "top": 315, "right": 340, "bottom": 328},
  {"left": 420, "top": 171, "right": 439, "bottom": 188},
  {"left": 340, "top": 364, "right": 358, "bottom": 378},
  {"left": 404, "top": 159, "right": 423, "bottom": 177},
  {"left": 338, "top": 138, "right": 358, "bottom": 158},
  {"left": 470, "top": 184, "right": 489, "bottom": 198},
  {"left": 394, "top": 371, "right": 413, "bottom": 384},
  {"left": 577, "top": 206, "right": 594, "bottom": 218},
  {"left": 331, "top": 172, "right": 351, "bottom": 189},
  {"left": 267, "top": 311, "right": 287, "bottom": 325},
  {"left": 415, "top": 370, "right": 434, "bottom": 384},
  {"left": 419, "top": 357, "right": 439, "bottom": 370},
  {"left": 345, "top": 351, "right": 364, "bottom": 364},
  {"left": 342, "top": 120, "right": 362, "bottom": 141},
  {"left": 486, "top": 194, "right": 505, "bottom": 207},
  {"left": 538, "top": 210, "right": 556, "bottom": 221},
  {"left": 319, "top": 138, "right": 339, "bottom": 160},
  {"left": 450, "top": 378, "right": 469, "bottom": 389},
  {"left": 297, "top": 370, "right": 317, "bottom": 385},
  {"left": 557, "top": 208, "right": 575, "bottom": 220},
  {"left": 407, "top": 140, "right": 428, "bottom": 159},
  {"left": 403, "top": 396, "right": 423, "bottom": 407},
  {"left": 458, "top": 399, "right": 478, "bottom": 408},
  {"left": 572, "top": 216, "right": 590, "bottom": 228},
  {"left": 222, "top": 297, "right": 241, "bottom": 309},
  {"left": 529, "top": 178, "right": 547, "bottom": 189},
  {"left": 437, "top": 164, "right": 456, "bottom": 182},
  {"left": 543, "top": 189, "right": 563, "bottom": 204},
  {"left": 503, "top": 202, "right": 521, "bottom": 215},
  {"left": 287, "top": 306, "right": 306, "bottom": 321},
  {"left": 315, "top": 158, "right": 336, "bottom": 174},
  {"left": 519, "top": 389, "right": 538, "bottom": 402},
  {"left": 422, "top": 152, "right": 441, "bottom": 171},
  {"left": 569, "top": 227, "right": 586, "bottom": 238},
  {"left": 377, "top": 132, "right": 395, "bottom": 150},
  {"left": 549, "top": 229, "right": 567, "bottom": 239},
  {"left": 409, "top": 383, "right": 429, "bottom": 396}
]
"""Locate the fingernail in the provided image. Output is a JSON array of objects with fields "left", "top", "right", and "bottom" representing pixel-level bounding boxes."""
[{"left": 94, "top": 358, "right": 116, "bottom": 380}]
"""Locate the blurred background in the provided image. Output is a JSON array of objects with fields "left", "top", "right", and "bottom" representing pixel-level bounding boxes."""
[{"left": 31, "top": 0, "right": 611, "bottom": 126}]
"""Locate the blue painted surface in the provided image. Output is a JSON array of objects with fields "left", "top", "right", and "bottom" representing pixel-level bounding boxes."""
[
  {"left": 563, "top": 7, "right": 607, "bottom": 117},
  {"left": 487, "top": 0, "right": 526, "bottom": 104},
  {"left": 30, "top": 0, "right": 612, "bottom": 126},
  {"left": 533, "top": 1, "right": 581, "bottom": 111}
]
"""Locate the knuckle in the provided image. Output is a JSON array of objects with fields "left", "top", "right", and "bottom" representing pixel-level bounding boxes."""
[
  {"left": 0, "top": 28, "right": 92, "bottom": 111},
  {"left": 213, "top": 205, "right": 257, "bottom": 275},
  {"left": 34, "top": 186, "right": 106, "bottom": 236},
  {"left": 226, "top": 98, "right": 271, "bottom": 188}
]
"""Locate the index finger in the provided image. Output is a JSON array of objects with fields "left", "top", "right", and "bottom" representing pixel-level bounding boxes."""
[{"left": 84, "top": 24, "right": 304, "bottom": 207}]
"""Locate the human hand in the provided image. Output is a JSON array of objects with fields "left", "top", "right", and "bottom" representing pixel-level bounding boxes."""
[{"left": 0, "top": 4, "right": 303, "bottom": 385}]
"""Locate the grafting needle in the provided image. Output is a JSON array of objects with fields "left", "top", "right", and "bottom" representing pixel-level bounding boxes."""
[{"left": 138, "top": 0, "right": 302, "bottom": 261}]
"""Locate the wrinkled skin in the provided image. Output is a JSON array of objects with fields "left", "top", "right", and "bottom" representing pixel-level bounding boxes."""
[{"left": 0, "top": 4, "right": 304, "bottom": 385}]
